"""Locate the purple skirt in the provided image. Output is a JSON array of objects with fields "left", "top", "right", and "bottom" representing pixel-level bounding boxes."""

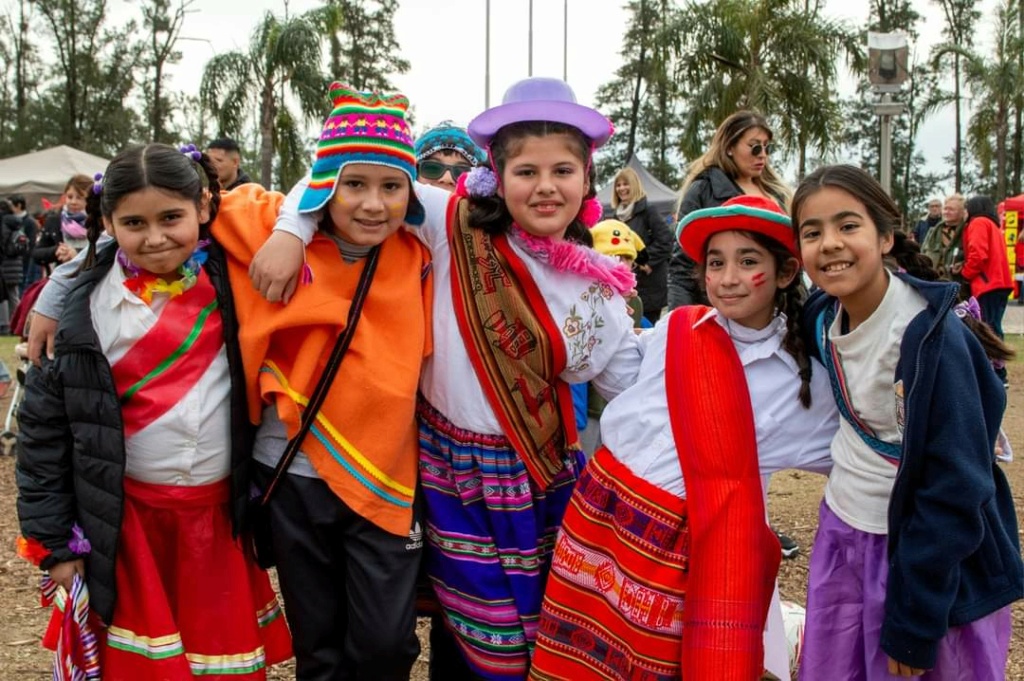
[{"left": 799, "top": 501, "right": 1011, "bottom": 680}]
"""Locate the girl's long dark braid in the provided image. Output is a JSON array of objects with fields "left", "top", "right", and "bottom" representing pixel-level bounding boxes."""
[
  {"left": 78, "top": 184, "right": 105, "bottom": 275},
  {"left": 777, "top": 281, "right": 812, "bottom": 408}
]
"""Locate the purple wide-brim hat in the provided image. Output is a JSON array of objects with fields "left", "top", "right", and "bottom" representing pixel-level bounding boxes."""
[{"left": 468, "top": 77, "right": 613, "bottom": 149}]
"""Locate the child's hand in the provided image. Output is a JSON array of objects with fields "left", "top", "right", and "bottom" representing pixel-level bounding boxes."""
[
  {"left": 48, "top": 558, "right": 85, "bottom": 592},
  {"left": 249, "top": 231, "right": 305, "bottom": 304},
  {"left": 55, "top": 243, "right": 76, "bottom": 263},
  {"left": 27, "top": 311, "right": 58, "bottom": 366},
  {"left": 886, "top": 656, "right": 926, "bottom": 676}
]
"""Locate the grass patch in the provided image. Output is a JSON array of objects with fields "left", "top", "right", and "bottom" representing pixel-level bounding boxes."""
[{"left": 1005, "top": 334, "right": 1024, "bottom": 363}]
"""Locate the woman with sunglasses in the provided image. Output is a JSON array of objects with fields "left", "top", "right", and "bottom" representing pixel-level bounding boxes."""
[
  {"left": 667, "top": 109, "right": 799, "bottom": 562},
  {"left": 413, "top": 121, "right": 487, "bottom": 192},
  {"left": 668, "top": 110, "right": 790, "bottom": 309}
]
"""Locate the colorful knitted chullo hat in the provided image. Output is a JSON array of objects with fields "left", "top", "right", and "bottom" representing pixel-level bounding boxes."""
[{"left": 299, "top": 82, "right": 424, "bottom": 224}]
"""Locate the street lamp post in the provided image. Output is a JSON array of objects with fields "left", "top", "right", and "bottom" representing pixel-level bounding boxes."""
[
  {"left": 528, "top": 0, "right": 534, "bottom": 76},
  {"left": 563, "top": 0, "right": 568, "bottom": 81},
  {"left": 867, "top": 32, "right": 909, "bottom": 196}
]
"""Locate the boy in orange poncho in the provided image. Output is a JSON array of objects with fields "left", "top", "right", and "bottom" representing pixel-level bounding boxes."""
[{"left": 212, "top": 82, "right": 433, "bottom": 680}]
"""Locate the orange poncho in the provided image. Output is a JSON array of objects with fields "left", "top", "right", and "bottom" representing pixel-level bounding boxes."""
[{"left": 213, "top": 185, "right": 432, "bottom": 536}]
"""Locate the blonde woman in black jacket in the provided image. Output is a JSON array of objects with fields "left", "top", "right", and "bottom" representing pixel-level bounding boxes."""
[{"left": 611, "top": 167, "right": 672, "bottom": 323}]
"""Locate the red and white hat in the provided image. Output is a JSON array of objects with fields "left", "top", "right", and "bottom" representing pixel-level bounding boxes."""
[{"left": 676, "top": 195, "right": 797, "bottom": 263}]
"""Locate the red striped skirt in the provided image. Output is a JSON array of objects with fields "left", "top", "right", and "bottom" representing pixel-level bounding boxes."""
[
  {"left": 44, "top": 478, "right": 292, "bottom": 679},
  {"left": 531, "top": 446, "right": 689, "bottom": 680}
]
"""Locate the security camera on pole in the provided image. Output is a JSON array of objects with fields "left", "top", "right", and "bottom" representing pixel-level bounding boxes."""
[{"left": 868, "top": 32, "right": 909, "bottom": 196}]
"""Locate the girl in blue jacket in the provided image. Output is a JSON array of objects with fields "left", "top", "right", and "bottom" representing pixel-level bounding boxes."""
[{"left": 791, "top": 165, "right": 1021, "bottom": 680}]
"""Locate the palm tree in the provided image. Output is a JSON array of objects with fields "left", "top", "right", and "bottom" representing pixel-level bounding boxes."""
[
  {"left": 933, "top": 0, "right": 1021, "bottom": 200},
  {"left": 200, "top": 11, "right": 326, "bottom": 188},
  {"left": 672, "top": 0, "right": 865, "bottom": 178}
]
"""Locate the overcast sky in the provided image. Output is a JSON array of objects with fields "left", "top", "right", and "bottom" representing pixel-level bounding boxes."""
[{"left": 79, "top": 0, "right": 1004, "bottom": 192}]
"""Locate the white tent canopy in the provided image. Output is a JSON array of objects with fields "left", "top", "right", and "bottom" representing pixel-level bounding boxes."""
[{"left": 0, "top": 145, "right": 109, "bottom": 211}]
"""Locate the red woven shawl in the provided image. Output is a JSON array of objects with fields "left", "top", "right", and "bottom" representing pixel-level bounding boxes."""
[{"left": 666, "top": 306, "right": 781, "bottom": 680}]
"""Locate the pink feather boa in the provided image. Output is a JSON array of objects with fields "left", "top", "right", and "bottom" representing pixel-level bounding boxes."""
[{"left": 509, "top": 224, "right": 636, "bottom": 295}]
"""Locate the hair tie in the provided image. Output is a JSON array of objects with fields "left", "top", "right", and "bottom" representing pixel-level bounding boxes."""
[
  {"left": 953, "top": 297, "right": 982, "bottom": 322},
  {"left": 178, "top": 143, "right": 209, "bottom": 189},
  {"left": 458, "top": 166, "right": 499, "bottom": 198},
  {"left": 179, "top": 143, "right": 203, "bottom": 163},
  {"left": 69, "top": 523, "right": 91, "bottom": 555},
  {"left": 578, "top": 197, "right": 603, "bottom": 227},
  {"left": 92, "top": 172, "right": 103, "bottom": 195}
]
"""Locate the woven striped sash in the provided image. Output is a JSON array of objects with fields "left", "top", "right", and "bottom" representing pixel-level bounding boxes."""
[
  {"left": 447, "top": 196, "right": 578, "bottom": 489},
  {"left": 666, "top": 306, "right": 780, "bottom": 680},
  {"left": 111, "top": 269, "right": 223, "bottom": 438},
  {"left": 816, "top": 302, "right": 902, "bottom": 464}
]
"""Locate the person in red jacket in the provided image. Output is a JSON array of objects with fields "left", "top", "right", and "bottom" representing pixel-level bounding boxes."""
[{"left": 953, "top": 195, "right": 1013, "bottom": 383}]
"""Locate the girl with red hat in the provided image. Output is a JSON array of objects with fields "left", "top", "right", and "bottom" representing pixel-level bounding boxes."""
[{"left": 530, "top": 194, "right": 838, "bottom": 681}]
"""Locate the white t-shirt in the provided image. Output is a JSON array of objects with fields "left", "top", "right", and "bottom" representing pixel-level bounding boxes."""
[{"left": 823, "top": 274, "right": 928, "bottom": 534}]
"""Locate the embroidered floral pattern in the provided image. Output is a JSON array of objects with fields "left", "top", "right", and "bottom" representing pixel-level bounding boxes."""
[{"left": 563, "top": 284, "right": 610, "bottom": 373}]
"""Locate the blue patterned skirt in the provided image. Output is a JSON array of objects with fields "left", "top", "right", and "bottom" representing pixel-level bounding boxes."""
[{"left": 417, "top": 399, "right": 583, "bottom": 680}]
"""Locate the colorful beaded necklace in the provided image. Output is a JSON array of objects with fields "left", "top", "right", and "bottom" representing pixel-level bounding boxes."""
[{"left": 119, "top": 239, "right": 210, "bottom": 304}]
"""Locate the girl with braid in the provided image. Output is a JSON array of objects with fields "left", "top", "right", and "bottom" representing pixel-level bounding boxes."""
[
  {"left": 531, "top": 195, "right": 838, "bottom": 681},
  {"left": 15, "top": 143, "right": 291, "bottom": 679},
  {"left": 793, "top": 165, "right": 1021, "bottom": 680}
]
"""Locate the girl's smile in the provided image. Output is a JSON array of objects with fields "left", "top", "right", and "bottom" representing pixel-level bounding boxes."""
[
  {"left": 704, "top": 230, "right": 797, "bottom": 330},
  {"left": 796, "top": 186, "right": 894, "bottom": 329},
  {"left": 104, "top": 187, "right": 207, "bottom": 278},
  {"left": 499, "top": 134, "right": 589, "bottom": 240}
]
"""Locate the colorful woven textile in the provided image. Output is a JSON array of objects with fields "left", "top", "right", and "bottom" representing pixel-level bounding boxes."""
[
  {"left": 531, "top": 446, "right": 690, "bottom": 680},
  {"left": 446, "top": 196, "right": 580, "bottom": 490},
  {"left": 40, "top": 573, "right": 101, "bottom": 680},
  {"left": 418, "top": 400, "right": 582, "bottom": 680},
  {"left": 40, "top": 478, "right": 293, "bottom": 680},
  {"left": 666, "top": 306, "right": 780, "bottom": 680}
]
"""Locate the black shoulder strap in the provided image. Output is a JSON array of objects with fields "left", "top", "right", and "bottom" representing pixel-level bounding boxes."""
[{"left": 258, "top": 244, "right": 381, "bottom": 505}]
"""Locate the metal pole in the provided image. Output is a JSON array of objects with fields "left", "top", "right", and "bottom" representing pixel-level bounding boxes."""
[
  {"left": 879, "top": 92, "right": 893, "bottom": 196},
  {"left": 528, "top": 0, "right": 534, "bottom": 76},
  {"left": 485, "top": 0, "right": 491, "bottom": 108},
  {"left": 563, "top": 0, "right": 568, "bottom": 81}
]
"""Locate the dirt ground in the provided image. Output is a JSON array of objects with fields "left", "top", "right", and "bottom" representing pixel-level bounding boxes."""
[{"left": 0, "top": 342, "right": 1021, "bottom": 680}]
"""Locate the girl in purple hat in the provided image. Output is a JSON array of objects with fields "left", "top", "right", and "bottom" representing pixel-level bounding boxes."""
[{"left": 256, "top": 77, "right": 644, "bottom": 680}]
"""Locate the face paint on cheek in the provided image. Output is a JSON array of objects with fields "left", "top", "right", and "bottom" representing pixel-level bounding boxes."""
[
  {"left": 752, "top": 272, "right": 767, "bottom": 287},
  {"left": 386, "top": 201, "right": 405, "bottom": 220}
]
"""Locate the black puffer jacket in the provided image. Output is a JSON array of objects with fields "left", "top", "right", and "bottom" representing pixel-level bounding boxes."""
[
  {"left": 622, "top": 196, "right": 672, "bottom": 318},
  {"left": 16, "top": 241, "right": 252, "bottom": 623},
  {"left": 667, "top": 167, "right": 743, "bottom": 309}
]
